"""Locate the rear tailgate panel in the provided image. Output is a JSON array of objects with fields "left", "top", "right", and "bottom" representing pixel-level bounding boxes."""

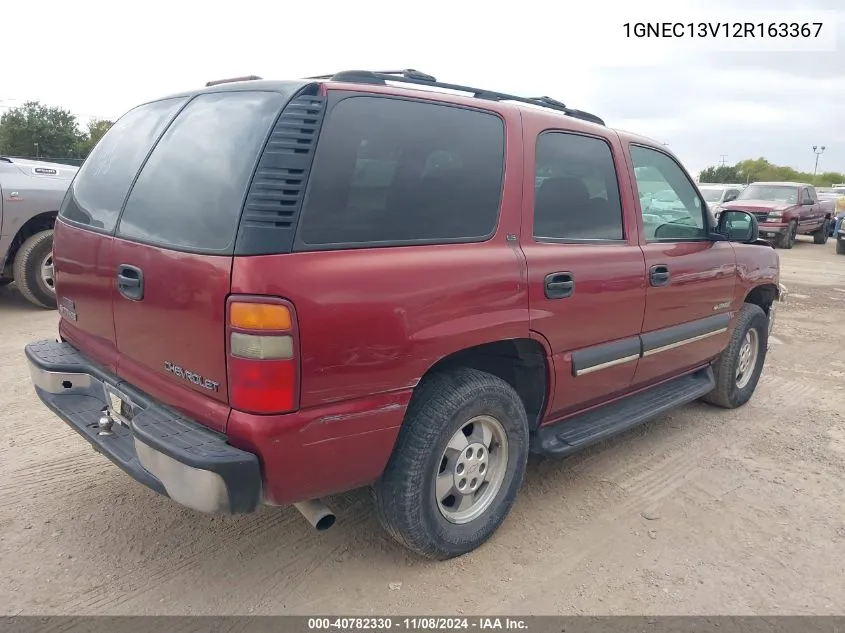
[{"left": 112, "top": 238, "right": 232, "bottom": 431}]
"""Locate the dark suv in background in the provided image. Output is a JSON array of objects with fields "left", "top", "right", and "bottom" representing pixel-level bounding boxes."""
[{"left": 26, "top": 70, "right": 781, "bottom": 559}]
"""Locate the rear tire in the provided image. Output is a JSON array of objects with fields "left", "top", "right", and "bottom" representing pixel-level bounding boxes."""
[
  {"left": 12, "top": 230, "right": 56, "bottom": 309},
  {"left": 0, "top": 278, "right": 12, "bottom": 288},
  {"left": 813, "top": 221, "right": 829, "bottom": 244},
  {"left": 373, "top": 368, "right": 529, "bottom": 560},
  {"left": 701, "top": 303, "right": 768, "bottom": 409},
  {"left": 776, "top": 222, "right": 797, "bottom": 249}
]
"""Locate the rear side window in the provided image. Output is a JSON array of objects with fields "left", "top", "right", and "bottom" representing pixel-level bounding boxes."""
[
  {"left": 296, "top": 96, "right": 505, "bottom": 247},
  {"left": 60, "top": 98, "right": 186, "bottom": 232},
  {"left": 117, "top": 91, "right": 286, "bottom": 253},
  {"left": 533, "top": 132, "right": 624, "bottom": 241}
]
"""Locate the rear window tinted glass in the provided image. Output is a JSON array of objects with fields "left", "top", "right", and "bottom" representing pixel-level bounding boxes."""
[
  {"left": 297, "top": 96, "right": 504, "bottom": 247},
  {"left": 534, "top": 132, "right": 624, "bottom": 241},
  {"left": 117, "top": 91, "right": 286, "bottom": 253},
  {"left": 60, "top": 98, "right": 186, "bottom": 232}
]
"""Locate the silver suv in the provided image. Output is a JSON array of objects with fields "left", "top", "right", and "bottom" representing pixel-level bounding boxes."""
[{"left": 0, "top": 156, "right": 78, "bottom": 308}]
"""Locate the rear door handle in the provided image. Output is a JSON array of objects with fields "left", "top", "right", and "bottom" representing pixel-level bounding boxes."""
[
  {"left": 545, "top": 272, "right": 574, "bottom": 299},
  {"left": 117, "top": 264, "right": 144, "bottom": 301},
  {"left": 650, "top": 264, "right": 670, "bottom": 287}
]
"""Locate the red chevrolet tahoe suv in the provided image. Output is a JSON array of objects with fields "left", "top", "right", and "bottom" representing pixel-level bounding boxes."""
[{"left": 26, "top": 70, "right": 782, "bottom": 559}]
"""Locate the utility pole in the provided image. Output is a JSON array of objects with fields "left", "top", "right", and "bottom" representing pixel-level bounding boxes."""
[
  {"left": 812, "top": 145, "right": 826, "bottom": 181},
  {"left": 719, "top": 154, "right": 728, "bottom": 166}
]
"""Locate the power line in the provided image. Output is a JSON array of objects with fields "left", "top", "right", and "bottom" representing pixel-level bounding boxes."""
[{"left": 719, "top": 154, "right": 728, "bottom": 166}]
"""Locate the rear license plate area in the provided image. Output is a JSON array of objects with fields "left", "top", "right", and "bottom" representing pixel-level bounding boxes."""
[{"left": 103, "top": 384, "right": 135, "bottom": 426}]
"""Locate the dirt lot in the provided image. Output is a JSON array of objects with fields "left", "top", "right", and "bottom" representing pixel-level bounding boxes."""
[{"left": 1, "top": 237, "right": 844, "bottom": 616}]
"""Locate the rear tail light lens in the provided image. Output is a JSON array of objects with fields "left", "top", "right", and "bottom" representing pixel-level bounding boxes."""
[
  {"left": 227, "top": 299, "right": 298, "bottom": 414},
  {"left": 230, "top": 333, "right": 293, "bottom": 360},
  {"left": 230, "top": 303, "right": 292, "bottom": 330}
]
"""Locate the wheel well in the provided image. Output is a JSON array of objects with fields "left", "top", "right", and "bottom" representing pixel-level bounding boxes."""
[
  {"left": 423, "top": 339, "right": 549, "bottom": 431},
  {"left": 744, "top": 284, "right": 778, "bottom": 315},
  {"left": 3, "top": 211, "right": 56, "bottom": 275}
]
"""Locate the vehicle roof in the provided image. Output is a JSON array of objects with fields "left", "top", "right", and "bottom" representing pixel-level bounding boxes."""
[
  {"left": 146, "top": 75, "right": 672, "bottom": 155},
  {"left": 150, "top": 79, "right": 313, "bottom": 105},
  {"left": 749, "top": 181, "right": 809, "bottom": 187}
]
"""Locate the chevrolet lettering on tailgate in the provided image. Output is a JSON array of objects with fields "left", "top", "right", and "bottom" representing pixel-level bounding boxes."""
[{"left": 163, "top": 361, "right": 219, "bottom": 392}]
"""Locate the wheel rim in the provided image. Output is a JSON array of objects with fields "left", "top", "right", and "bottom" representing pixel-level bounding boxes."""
[
  {"left": 435, "top": 415, "right": 509, "bottom": 525},
  {"left": 40, "top": 251, "right": 55, "bottom": 293},
  {"left": 735, "top": 328, "right": 760, "bottom": 389}
]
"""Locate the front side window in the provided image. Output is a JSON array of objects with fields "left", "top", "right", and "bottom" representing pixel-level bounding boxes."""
[
  {"left": 630, "top": 145, "right": 707, "bottom": 241},
  {"left": 533, "top": 132, "right": 624, "bottom": 241},
  {"left": 297, "top": 96, "right": 505, "bottom": 247}
]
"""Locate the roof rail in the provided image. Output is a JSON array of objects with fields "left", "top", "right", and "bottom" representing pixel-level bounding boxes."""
[
  {"left": 205, "top": 75, "right": 263, "bottom": 87},
  {"left": 306, "top": 69, "right": 605, "bottom": 126}
]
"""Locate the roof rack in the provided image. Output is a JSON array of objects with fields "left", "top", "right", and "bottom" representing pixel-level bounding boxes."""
[
  {"left": 306, "top": 69, "right": 605, "bottom": 126},
  {"left": 205, "top": 75, "right": 263, "bottom": 87}
]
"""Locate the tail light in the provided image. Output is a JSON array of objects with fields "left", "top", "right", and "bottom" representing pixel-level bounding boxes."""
[{"left": 226, "top": 297, "right": 299, "bottom": 414}]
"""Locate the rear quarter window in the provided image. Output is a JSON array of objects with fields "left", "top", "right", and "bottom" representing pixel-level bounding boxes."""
[
  {"left": 59, "top": 98, "right": 187, "bottom": 232},
  {"left": 117, "top": 91, "right": 286, "bottom": 253},
  {"left": 295, "top": 96, "right": 505, "bottom": 248}
]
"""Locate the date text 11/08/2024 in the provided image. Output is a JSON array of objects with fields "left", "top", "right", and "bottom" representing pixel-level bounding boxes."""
[
  {"left": 624, "top": 22, "right": 824, "bottom": 38},
  {"left": 307, "top": 618, "right": 528, "bottom": 631}
]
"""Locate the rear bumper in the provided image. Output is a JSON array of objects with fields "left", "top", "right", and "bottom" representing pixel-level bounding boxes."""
[{"left": 25, "top": 339, "right": 261, "bottom": 514}]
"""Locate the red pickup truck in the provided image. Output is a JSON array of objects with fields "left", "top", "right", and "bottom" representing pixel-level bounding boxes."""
[
  {"left": 720, "top": 181, "right": 834, "bottom": 249},
  {"left": 25, "top": 70, "right": 782, "bottom": 559}
]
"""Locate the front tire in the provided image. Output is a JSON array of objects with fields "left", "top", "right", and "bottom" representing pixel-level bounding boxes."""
[
  {"left": 12, "top": 230, "right": 56, "bottom": 309},
  {"left": 776, "top": 221, "right": 797, "bottom": 249},
  {"left": 837, "top": 238, "right": 845, "bottom": 255},
  {"left": 373, "top": 368, "right": 529, "bottom": 560},
  {"left": 701, "top": 303, "right": 768, "bottom": 409}
]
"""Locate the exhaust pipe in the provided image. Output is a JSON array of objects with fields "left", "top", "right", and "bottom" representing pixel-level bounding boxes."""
[{"left": 293, "top": 499, "right": 336, "bottom": 531}]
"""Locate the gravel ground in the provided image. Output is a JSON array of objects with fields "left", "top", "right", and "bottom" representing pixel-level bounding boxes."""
[{"left": 1, "top": 236, "right": 843, "bottom": 615}]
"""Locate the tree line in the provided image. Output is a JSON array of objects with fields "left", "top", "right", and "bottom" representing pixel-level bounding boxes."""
[
  {"left": 699, "top": 158, "right": 845, "bottom": 187},
  {"left": 0, "top": 101, "right": 113, "bottom": 163}
]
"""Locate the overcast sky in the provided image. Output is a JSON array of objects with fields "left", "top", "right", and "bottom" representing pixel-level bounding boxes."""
[{"left": 2, "top": 0, "right": 842, "bottom": 177}]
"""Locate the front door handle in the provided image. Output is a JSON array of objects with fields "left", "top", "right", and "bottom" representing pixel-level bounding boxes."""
[
  {"left": 545, "top": 272, "right": 574, "bottom": 299},
  {"left": 650, "top": 264, "right": 670, "bottom": 287},
  {"left": 117, "top": 264, "right": 144, "bottom": 301}
]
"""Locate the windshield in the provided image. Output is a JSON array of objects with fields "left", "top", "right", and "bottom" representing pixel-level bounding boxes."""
[
  {"left": 654, "top": 190, "right": 679, "bottom": 202},
  {"left": 700, "top": 188, "right": 723, "bottom": 202},
  {"left": 737, "top": 185, "right": 797, "bottom": 204}
]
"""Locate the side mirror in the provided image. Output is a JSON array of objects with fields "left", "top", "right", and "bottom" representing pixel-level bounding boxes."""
[
  {"left": 724, "top": 192, "right": 738, "bottom": 202},
  {"left": 717, "top": 210, "right": 758, "bottom": 243},
  {"left": 802, "top": 198, "right": 814, "bottom": 205}
]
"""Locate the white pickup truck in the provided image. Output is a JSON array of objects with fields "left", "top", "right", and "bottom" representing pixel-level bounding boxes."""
[{"left": 0, "top": 157, "right": 78, "bottom": 307}]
